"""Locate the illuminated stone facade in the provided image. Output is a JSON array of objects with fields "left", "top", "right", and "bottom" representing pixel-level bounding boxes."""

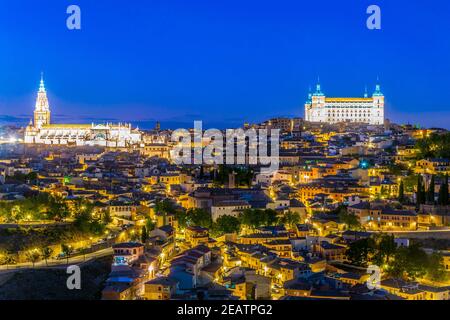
[
  {"left": 24, "top": 76, "right": 142, "bottom": 148},
  {"left": 304, "top": 81, "right": 384, "bottom": 125}
]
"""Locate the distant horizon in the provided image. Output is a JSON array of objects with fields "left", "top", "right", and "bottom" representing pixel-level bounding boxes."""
[
  {"left": 1, "top": 0, "right": 450, "bottom": 129},
  {"left": 1, "top": 112, "right": 450, "bottom": 131}
]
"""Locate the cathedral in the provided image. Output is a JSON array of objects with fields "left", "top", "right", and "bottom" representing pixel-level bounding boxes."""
[
  {"left": 24, "top": 76, "right": 143, "bottom": 148},
  {"left": 304, "top": 81, "right": 385, "bottom": 125}
]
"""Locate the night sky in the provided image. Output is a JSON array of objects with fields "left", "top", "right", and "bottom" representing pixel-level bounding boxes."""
[{"left": 1, "top": 0, "right": 449, "bottom": 129}]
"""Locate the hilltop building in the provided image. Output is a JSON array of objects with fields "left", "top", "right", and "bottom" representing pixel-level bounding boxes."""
[
  {"left": 24, "top": 75, "right": 142, "bottom": 148},
  {"left": 304, "top": 80, "right": 384, "bottom": 125}
]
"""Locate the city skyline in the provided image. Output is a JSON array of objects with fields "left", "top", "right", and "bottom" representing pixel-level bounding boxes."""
[
  {"left": 1, "top": 0, "right": 450, "bottom": 129},
  {"left": 1, "top": 1, "right": 450, "bottom": 304}
]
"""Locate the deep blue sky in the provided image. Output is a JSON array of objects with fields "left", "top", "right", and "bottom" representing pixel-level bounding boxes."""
[{"left": 1, "top": 0, "right": 449, "bottom": 129}]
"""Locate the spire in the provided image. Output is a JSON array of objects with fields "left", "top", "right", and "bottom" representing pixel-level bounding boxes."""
[
  {"left": 35, "top": 72, "right": 50, "bottom": 114},
  {"left": 364, "top": 85, "right": 368, "bottom": 98},
  {"left": 312, "top": 77, "right": 324, "bottom": 96},
  {"left": 306, "top": 85, "right": 312, "bottom": 103},
  {"left": 39, "top": 72, "right": 46, "bottom": 92},
  {"left": 373, "top": 76, "right": 383, "bottom": 96}
]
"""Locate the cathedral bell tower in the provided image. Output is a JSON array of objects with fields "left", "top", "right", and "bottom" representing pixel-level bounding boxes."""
[{"left": 33, "top": 73, "right": 51, "bottom": 129}]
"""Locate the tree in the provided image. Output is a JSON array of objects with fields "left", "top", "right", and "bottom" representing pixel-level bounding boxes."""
[
  {"left": 212, "top": 215, "right": 241, "bottom": 236},
  {"left": 145, "top": 218, "right": 156, "bottom": 232},
  {"left": 3, "top": 254, "right": 16, "bottom": 267},
  {"left": 345, "top": 237, "right": 375, "bottom": 267},
  {"left": 415, "top": 132, "right": 450, "bottom": 160},
  {"left": 278, "top": 211, "right": 301, "bottom": 229},
  {"left": 141, "top": 225, "right": 148, "bottom": 244},
  {"left": 372, "top": 234, "right": 396, "bottom": 267},
  {"left": 102, "top": 210, "right": 113, "bottom": 224},
  {"left": 239, "top": 209, "right": 278, "bottom": 230},
  {"left": 154, "top": 199, "right": 176, "bottom": 215},
  {"left": 427, "top": 175, "right": 435, "bottom": 204},
  {"left": 61, "top": 244, "right": 73, "bottom": 265},
  {"left": 264, "top": 209, "right": 278, "bottom": 226},
  {"left": 239, "top": 209, "right": 263, "bottom": 230},
  {"left": 380, "top": 185, "right": 389, "bottom": 198},
  {"left": 0, "top": 249, "right": 9, "bottom": 265},
  {"left": 426, "top": 252, "right": 447, "bottom": 282},
  {"left": 25, "top": 250, "right": 41, "bottom": 268},
  {"left": 187, "top": 208, "right": 212, "bottom": 229},
  {"left": 175, "top": 210, "right": 188, "bottom": 229},
  {"left": 416, "top": 175, "right": 426, "bottom": 209},
  {"left": 338, "top": 207, "right": 361, "bottom": 230},
  {"left": 398, "top": 180, "right": 405, "bottom": 204},
  {"left": 154, "top": 199, "right": 177, "bottom": 226},
  {"left": 47, "top": 195, "right": 70, "bottom": 221},
  {"left": 438, "top": 174, "right": 449, "bottom": 206},
  {"left": 40, "top": 246, "right": 53, "bottom": 266},
  {"left": 388, "top": 246, "right": 409, "bottom": 279},
  {"left": 389, "top": 243, "right": 428, "bottom": 281},
  {"left": 404, "top": 244, "right": 429, "bottom": 280}
]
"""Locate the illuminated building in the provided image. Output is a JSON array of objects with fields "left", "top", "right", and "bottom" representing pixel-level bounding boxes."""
[
  {"left": 304, "top": 80, "right": 384, "bottom": 125},
  {"left": 24, "top": 75, "right": 142, "bottom": 147}
]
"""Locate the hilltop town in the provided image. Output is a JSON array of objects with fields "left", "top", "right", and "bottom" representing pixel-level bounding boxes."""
[{"left": 1, "top": 114, "right": 449, "bottom": 300}]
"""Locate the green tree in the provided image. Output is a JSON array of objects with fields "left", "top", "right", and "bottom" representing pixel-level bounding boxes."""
[
  {"left": 239, "top": 209, "right": 262, "bottom": 230},
  {"left": 175, "top": 210, "right": 188, "bottom": 229},
  {"left": 427, "top": 175, "right": 435, "bottom": 204},
  {"left": 398, "top": 180, "right": 405, "bottom": 204},
  {"left": 372, "top": 234, "right": 397, "bottom": 267},
  {"left": 141, "top": 225, "right": 148, "bottom": 243},
  {"left": 389, "top": 243, "right": 428, "bottom": 281},
  {"left": 212, "top": 215, "right": 241, "bottom": 236},
  {"left": 187, "top": 208, "right": 212, "bottom": 229},
  {"left": 380, "top": 185, "right": 389, "bottom": 198},
  {"left": 426, "top": 252, "right": 447, "bottom": 282},
  {"left": 3, "top": 254, "right": 16, "bottom": 266},
  {"left": 438, "top": 174, "right": 449, "bottom": 206},
  {"left": 264, "top": 209, "right": 278, "bottom": 226},
  {"left": 239, "top": 208, "right": 278, "bottom": 229},
  {"left": 154, "top": 199, "right": 176, "bottom": 215},
  {"left": 40, "top": 246, "right": 54, "bottom": 266},
  {"left": 338, "top": 207, "right": 361, "bottom": 230},
  {"left": 25, "top": 250, "right": 41, "bottom": 268},
  {"left": 416, "top": 175, "right": 426, "bottom": 209},
  {"left": 0, "top": 249, "right": 9, "bottom": 265},
  {"left": 102, "top": 210, "right": 113, "bottom": 224},
  {"left": 145, "top": 218, "right": 156, "bottom": 232},
  {"left": 42, "top": 194, "right": 71, "bottom": 221},
  {"left": 345, "top": 237, "right": 375, "bottom": 267},
  {"left": 415, "top": 132, "right": 450, "bottom": 159},
  {"left": 61, "top": 244, "right": 73, "bottom": 265},
  {"left": 278, "top": 211, "right": 301, "bottom": 228}
]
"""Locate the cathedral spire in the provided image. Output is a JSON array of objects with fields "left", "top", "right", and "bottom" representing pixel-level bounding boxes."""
[
  {"left": 34, "top": 73, "right": 50, "bottom": 128},
  {"left": 39, "top": 72, "right": 46, "bottom": 92}
]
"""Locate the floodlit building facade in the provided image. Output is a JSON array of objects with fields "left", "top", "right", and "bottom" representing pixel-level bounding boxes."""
[
  {"left": 24, "top": 76, "right": 142, "bottom": 147},
  {"left": 304, "top": 81, "right": 384, "bottom": 125}
]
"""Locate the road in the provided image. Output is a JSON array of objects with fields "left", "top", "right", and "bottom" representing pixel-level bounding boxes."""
[{"left": 0, "top": 247, "right": 113, "bottom": 273}]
